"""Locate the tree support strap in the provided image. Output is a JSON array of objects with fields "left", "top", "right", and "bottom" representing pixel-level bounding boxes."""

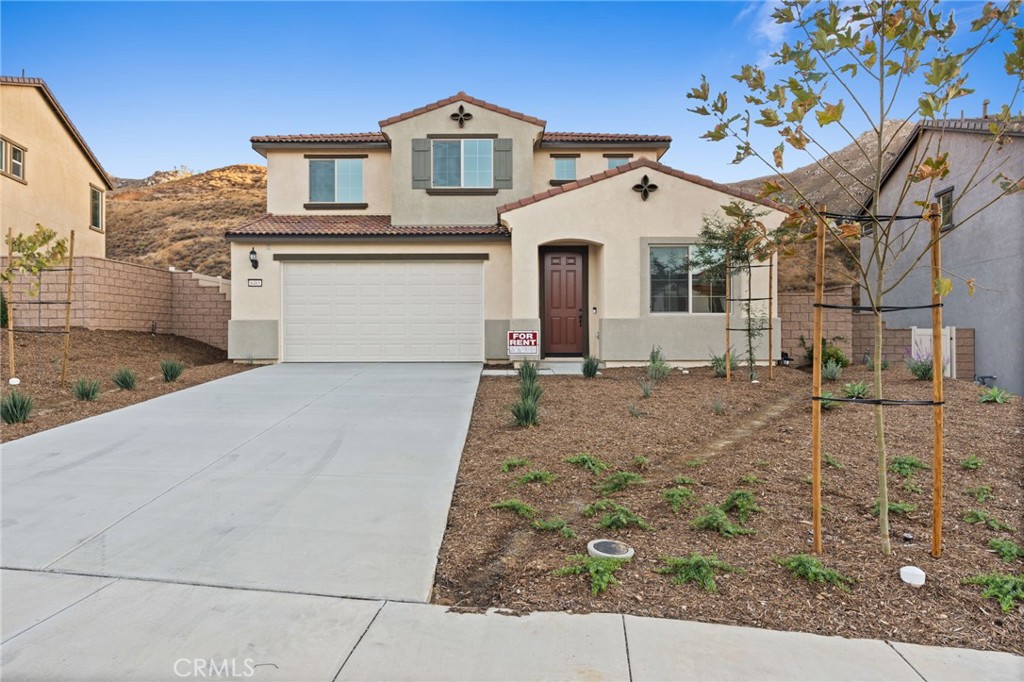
[
  {"left": 811, "top": 396, "right": 945, "bottom": 406},
  {"left": 812, "top": 303, "right": 942, "bottom": 312}
]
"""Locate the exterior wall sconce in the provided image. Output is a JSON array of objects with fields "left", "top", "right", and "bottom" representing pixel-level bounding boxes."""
[{"left": 249, "top": 247, "right": 259, "bottom": 269}]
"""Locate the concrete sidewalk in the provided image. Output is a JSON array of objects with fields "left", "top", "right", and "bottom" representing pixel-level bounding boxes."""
[{"left": 3, "top": 570, "right": 1020, "bottom": 681}]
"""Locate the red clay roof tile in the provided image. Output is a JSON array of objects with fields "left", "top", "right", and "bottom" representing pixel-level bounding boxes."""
[
  {"left": 250, "top": 132, "right": 387, "bottom": 144},
  {"left": 541, "top": 132, "right": 671, "bottom": 144},
  {"left": 378, "top": 92, "right": 546, "bottom": 128},
  {"left": 225, "top": 214, "right": 509, "bottom": 238}
]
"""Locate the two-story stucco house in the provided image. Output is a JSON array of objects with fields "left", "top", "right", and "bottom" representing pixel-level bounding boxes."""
[
  {"left": 0, "top": 76, "right": 112, "bottom": 258},
  {"left": 226, "top": 93, "right": 787, "bottom": 364},
  {"left": 860, "top": 116, "right": 1024, "bottom": 394}
]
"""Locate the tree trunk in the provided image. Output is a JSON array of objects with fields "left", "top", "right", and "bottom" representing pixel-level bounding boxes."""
[{"left": 873, "top": 301, "right": 892, "bottom": 556}]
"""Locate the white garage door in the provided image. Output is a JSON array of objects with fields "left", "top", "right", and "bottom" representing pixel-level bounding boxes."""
[{"left": 282, "top": 260, "right": 484, "bottom": 362}]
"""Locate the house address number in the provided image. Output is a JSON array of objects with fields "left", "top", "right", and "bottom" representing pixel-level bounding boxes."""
[{"left": 247, "top": 279, "right": 263, "bottom": 287}]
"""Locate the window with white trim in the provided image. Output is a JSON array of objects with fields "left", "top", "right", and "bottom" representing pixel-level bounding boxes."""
[
  {"left": 309, "top": 158, "right": 364, "bottom": 203},
  {"left": 1, "top": 139, "right": 26, "bottom": 180},
  {"left": 90, "top": 186, "right": 104, "bottom": 230},
  {"left": 432, "top": 139, "right": 493, "bottom": 188},
  {"left": 607, "top": 157, "right": 630, "bottom": 169},
  {"left": 0, "top": 139, "right": 6, "bottom": 173},
  {"left": 650, "top": 245, "right": 726, "bottom": 313},
  {"left": 937, "top": 188, "right": 954, "bottom": 231},
  {"left": 553, "top": 157, "right": 576, "bottom": 181}
]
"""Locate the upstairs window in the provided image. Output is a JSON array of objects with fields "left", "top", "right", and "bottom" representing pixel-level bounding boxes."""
[
  {"left": 90, "top": 186, "right": 104, "bottom": 230},
  {"left": 607, "top": 156, "right": 631, "bottom": 169},
  {"left": 0, "top": 139, "right": 6, "bottom": 173},
  {"left": 553, "top": 157, "right": 576, "bottom": 181},
  {"left": 937, "top": 188, "right": 954, "bottom": 231},
  {"left": 432, "top": 139, "right": 493, "bottom": 188},
  {"left": 650, "top": 245, "right": 726, "bottom": 314},
  {"left": 308, "top": 158, "right": 364, "bottom": 204},
  {"left": 1, "top": 138, "right": 26, "bottom": 180}
]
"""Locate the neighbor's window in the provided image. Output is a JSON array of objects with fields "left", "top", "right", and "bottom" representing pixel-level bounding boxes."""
[
  {"left": 433, "top": 139, "right": 493, "bottom": 188},
  {"left": 607, "top": 157, "right": 630, "bottom": 169},
  {"left": 309, "top": 158, "right": 364, "bottom": 203},
  {"left": 937, "top": 188, "right": 954, "bottom": 231},
  {"left": 650, "top": 245, "right": 725, "bottom": 314},
  {"left": 9, "top": 143, "right": 25, "bottom": 179},
  {"left": 553, "top": 157, "right": 576, "bottom": 181},
  {"left": 90, "top": 186, "right": 103, "bottom": 230},
  {"left": 0, "top": 139, "right": 6, "bottom": 173}
]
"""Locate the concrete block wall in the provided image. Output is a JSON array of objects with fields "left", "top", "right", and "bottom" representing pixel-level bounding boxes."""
[
  {"left": 848, "top": 313, "right": 974, "bottom": 380},
  {"left": 1, "top": 257, "right": 229, "bottom": 350},
  {"left": 778, "top": 286, "right": 854, "bottom": 362}
]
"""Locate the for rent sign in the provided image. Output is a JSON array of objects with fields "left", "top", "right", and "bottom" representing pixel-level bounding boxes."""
[{"left": 507, "top": 330, "right": 539, "bottom": 356}]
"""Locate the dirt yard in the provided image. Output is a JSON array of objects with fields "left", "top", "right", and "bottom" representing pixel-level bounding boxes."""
[
  {"left": 1, "top": 328, "right": 254, "bottom": 442},
  {"left": 434, "top": 364, "right": 1023, "bottom": 654}
]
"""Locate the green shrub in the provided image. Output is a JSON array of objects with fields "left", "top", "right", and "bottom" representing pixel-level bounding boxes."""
[
  {"left": 711, "top": 397, "right": 727, "bottom": 415},
  {"left": 889, "top": 456, "right": 929, "bottom": 477},
  {"left": 663, "top": 486, "right": 695, "bottom": 513},
  {"left": 581, "top": 355, "right": 600, "bottom": 378},
  {"left": 685, "top": 457, "right": 707, "bottom": 468},
  {"left": 965, "top": 485, "right": 992, "bottom": 503},
  {"left": 962, "top": 573, "right": 1024, "bottom": 612},
  {"left": 905, "top": 356, "right": 933, "bottom": 380},
  {"left": 633, "top": 455, "right": 649, "bottom": 470},
  {"left": 656, "top": 553, "right": 742, "bottom": 592},
  {"left": 489, "top": 499, "right": 537, "bottom": 519},
  {"left": 0, "top": 291, "right": 7, "bottom": 328},
  {"left": 595, "top": 471, "right": 645, "bottom": 495},
  {"left": 565, "top": 453, "right": 608, "bottom": 475},
  {"left": 819, "top": 391, "right": 840, "bottom": 410},
  {"left": 691, "top": 505, "right": 754, "bottom": 537},
  {"left": 583, "top": 499, "right": 653, "bottom": 530},
  {"left": 710, "top": 350, "right": 739, "bottom": 377},
  {"left": 865, "top": 355, "right": 889, "bottom": 371},
  {"left": 674, "top": 475, "right": 698, "bottom": 486},
  {"left": 501, "top": 458, "right": 529, "bottom": 473},
  {"left": 824, "top": 453, "right": 843, "bottom": 469},
  {"left": 740, "top": 473, "right": 762, "bottom": 485},
  {"left": 72, "top": 378, "right": 101, "bottom": 401},
  {"left": 988, "top": 539, "right": 1023, "bottom": 563},
  {"left": 1, "top": 389, "right": 34, "bottom": 424},
  {"left": 533, "top": 517, "right": 577, "bottom": 539},
  {"left": 111, "top": 367, "right": 137, "bottom": 390},
  {"left": 721, "top": 490, "right": 763, "bottom": 523},
  {"left": 637, "top": 377, "right": 654, "bottom": 399},
  {"left": 901, "top": 480, "right": 923, "bottom": 494},
  {"left": 963, "top": 509, "right": 1015, "bottom": 532},
  {"left": 871, "top": 500, "right": 916, "bottom": 516},
  {"left": 960, "top": 455, "right": 983, "bottom": 470},
  {"left": 517, "top": 360, "right": 539, "bottom": 384},
  {"left": 515, "top": 470, "right": 556, "bottom": 485},
  {"left": 554, "top": 554, "right": 629, "bottom": 595},
  {"left": 801, "top": 336, "right": 849, "bottom": 368},
  {"left": 161, "top": 359, "right": 185, "bottom": 382},
  {"left": 509, "top": 398, "right": 540, "bottom": 427},
  {"left": 822, "top": 359, "right": 843, "bottom": 382},
  {"left": 775, "top": 554, "right": 854, "bottom": 590},
  {"left": 627, "top": 403, "right": 646, "bottom": 418},
  {"left": 647, "top": 346, "right": 672, "bottom": 381},
  {"left": 519, "top": 378, "right": 544, "bottom": 403},
  {"left": 978, "top": 386, "right": 1011, "bottom": 404},
  {"left": 842, "top": 381, "right": 870, "bottom": 399}
]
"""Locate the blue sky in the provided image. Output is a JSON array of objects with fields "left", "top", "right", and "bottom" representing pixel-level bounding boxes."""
[{"left": 1, "top": 1, "right": 1018, "bottom": 181}]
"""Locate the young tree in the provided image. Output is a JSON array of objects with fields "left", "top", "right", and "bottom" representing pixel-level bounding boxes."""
[{"left": 688, "top": 0, "right": 1023, "bottom": 555}]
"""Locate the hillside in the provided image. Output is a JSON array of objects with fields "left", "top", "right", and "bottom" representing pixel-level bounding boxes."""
[
  {"left": 729, "top": 120, "right": 914, "bottom": 291},
  {"left": 106, "top": 164, "right": 266, "bottom": 277}
]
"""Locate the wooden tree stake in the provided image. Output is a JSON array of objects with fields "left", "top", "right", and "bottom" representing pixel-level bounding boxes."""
[
  {"left": 725, "top": 251, "right": 731, "bottom": 382},
  {"left": 6, "top": 227, "right": 14, "bottom": 379},
  {"left": 930, "top": 204, "right": 945, "bottom": 558},
  {"left": 768, "top": 255, "right": 775, "bottom": 380},
  {"left": 811, "top": 206, "right": 826, "bottom": 554},
  {"left": 60, "top": 230, "right": 75, "bottom": 387}
]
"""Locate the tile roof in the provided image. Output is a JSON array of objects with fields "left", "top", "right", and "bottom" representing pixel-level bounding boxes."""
[
  {"left": 379, "top": 92, "right": 546, "bottom": 128},
  {"left": 497, "top": 157, "right": 790, "bottom": 214},
  {"left": 920, "top": 116, "right": 1024, "bottom": 135},
  {"left": 0, "top": 76, "right": 113, "bottom": 189},
  {"left": 542, "top": 132, "right": 671, "bottom": 144},
  {"left": 250, "top": 132, "right": 387, "bottom": 144},
  {"left": 225, "top": 214, "right": 509, "bottom": 238}
]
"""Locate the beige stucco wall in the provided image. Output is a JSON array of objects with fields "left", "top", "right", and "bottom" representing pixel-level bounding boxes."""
[
  {"left": 531, "top": 149, "right": 663, "bottom": 193},
  {"left": 503, "top": 165, "right": 786, "bottom": 361},
  {"left": 228, "top": 238, "right": 513, "bottom": 360},
  {"left": 382, "top": 101, "right": 543, "bottom": 226},
  {"left": 265, "top": 148, "right": 392, "bottom": 215},
  {"left": 0, "top": 84, "right": 106, "bottom": 258}
]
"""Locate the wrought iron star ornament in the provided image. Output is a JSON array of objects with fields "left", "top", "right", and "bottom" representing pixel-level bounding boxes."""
[
  {"left": 450, "top": 105, "right": 473, "bottom": 128},
  {"left": 632, "top": 175, "right": 659, "bottom": 201}
]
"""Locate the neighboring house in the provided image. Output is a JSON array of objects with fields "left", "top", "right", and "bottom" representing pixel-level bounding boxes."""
[
  {"left": 226, "top": 92, "right": 787, "bottom": 364},
  {"left": 0, "top": 76, "right": 112, "bottom": 258},
  {"left": 860, "top": 116, "right": 1024, "bottom": 394}
]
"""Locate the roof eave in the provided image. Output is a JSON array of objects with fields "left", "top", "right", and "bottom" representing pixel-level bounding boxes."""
[
  {"left": 538, "top": 141, "right": 671, "bottom": 151},
  {"left": 251, "top": 141, "right": 391, "bottom": 153},
  {"left": 225, "top": 233, "right": 509, "bottom": 243}
]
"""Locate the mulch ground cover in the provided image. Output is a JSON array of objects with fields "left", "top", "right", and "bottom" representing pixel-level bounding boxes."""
[
  {"left": 434, "top": 364, "right": 1023, "bottom": 654},
  {"left": 1, "top": 328, "right": 254, "bottom": 442}
]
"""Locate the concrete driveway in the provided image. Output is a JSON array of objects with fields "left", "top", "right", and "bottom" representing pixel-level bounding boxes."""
[{"left": 1, "top": 363, "right": 480, "bottom": 602}]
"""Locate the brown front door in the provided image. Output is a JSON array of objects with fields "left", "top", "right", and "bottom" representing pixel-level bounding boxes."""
[{"left": 542, "top": 249, "right": 586, "bottom": 356}]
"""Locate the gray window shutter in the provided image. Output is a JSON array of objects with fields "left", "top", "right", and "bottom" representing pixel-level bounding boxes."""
[
  {"left": 494, "top": 138, "right": 513, "bottom": 189},
  {"left": 412, "top": 139, "right": 430, "bottom": 189}
]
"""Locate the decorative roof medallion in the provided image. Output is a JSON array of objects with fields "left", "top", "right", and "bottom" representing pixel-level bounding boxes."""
[
  {"left": 450, "top": 105, "right": 473, "bottom": 128},
  {"left": 632, "top": 175, "right": 659, "bottom": 201}
]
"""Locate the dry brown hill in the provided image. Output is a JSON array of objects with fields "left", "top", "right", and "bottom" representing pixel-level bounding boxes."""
[
  {"left": 106, "top": 164, "right": 266, "bottom": 277},
  {"left": 729, "top": 120, "right": 913, "bottom": 292}
]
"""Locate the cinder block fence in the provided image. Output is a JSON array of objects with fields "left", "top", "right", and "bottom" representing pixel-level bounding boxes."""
[{"left": 1, "top": 257, "right": 230, "bottom": 350}]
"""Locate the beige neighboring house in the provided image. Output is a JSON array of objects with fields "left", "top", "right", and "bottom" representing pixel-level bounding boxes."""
[
  {"left": 227, "top": 92, "right": 788, "bottom": 364},
  {"left": 1, "top": 76, "right": 112, "bottom": 259}
]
